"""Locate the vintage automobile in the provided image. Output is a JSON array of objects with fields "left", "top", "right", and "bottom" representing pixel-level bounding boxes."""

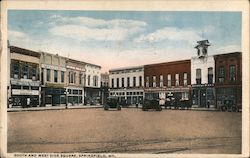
[
  {"left": 104, "top": 97, "right": 121, "bottom": 111},
  {"left": 219, "top": 99, "right": 239, "bottom": 112},
  {"left": 142, "top": 99, "right": 162, "bottom": 111}
]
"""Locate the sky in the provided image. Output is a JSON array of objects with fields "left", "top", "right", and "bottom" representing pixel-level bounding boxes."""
[{"left": 8, "top": 10, "right": 242, "bottom": 72}]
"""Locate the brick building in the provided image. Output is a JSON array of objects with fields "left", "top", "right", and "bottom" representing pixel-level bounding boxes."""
[
  {"left": 214, "top": 52, "right": 242, "bottom": 109},
  {"left": 66, "top": 58, "right": 86, "bottom": 106},
  {"left": 8, "top": 46, "right": 41, "bottom": 108},
  {"left": 144, "top": 60, "right": 191, "bottom": 105}
]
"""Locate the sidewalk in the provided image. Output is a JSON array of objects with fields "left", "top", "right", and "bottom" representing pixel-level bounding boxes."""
[{"left": 7, "top": 105, "right": 103, "bottom": 112}]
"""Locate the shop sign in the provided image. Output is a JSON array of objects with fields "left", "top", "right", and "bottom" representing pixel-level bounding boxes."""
[
  {"left": 42, "top": 64, "right": 66, "bottom": 71},
  {"left": 66, "top": 65, "right": 85, "bottom": 71},
  {"left": 145, "top": 87, "right": 190, "bottom": 92},
  {"left": 10, "top": 79, "right": 40, "bottom": 87},
  {"left": 12, "top": 89, "right": 39, "bottom": 95}
]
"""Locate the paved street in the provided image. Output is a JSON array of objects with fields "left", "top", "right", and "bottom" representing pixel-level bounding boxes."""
[{"left": 8, "top": 108, "right": 241, "bottom": 154}]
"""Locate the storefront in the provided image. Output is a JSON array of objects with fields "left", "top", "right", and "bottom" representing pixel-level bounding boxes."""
[
  {"left": 67, "top": 87, "right": 84, "bottom": 105},
  {"left": 191, "top": 84, "right": 215, "bottom": 108},
  {"left": 42, "top": 87, "right": 66, "bottom": 106},
  {"left": 84, "top": 87, "right": 101, "bottom": 105},
  {"left": 215, "top": 85, "right": 241, "bottom": 108},
  {"left": 10, "top": 79, "right": 40, "bottom": 108}
]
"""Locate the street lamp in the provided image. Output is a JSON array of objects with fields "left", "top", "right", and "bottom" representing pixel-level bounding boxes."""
[{"left": 64, "top": 90, "right": 69, "bottom": 109}]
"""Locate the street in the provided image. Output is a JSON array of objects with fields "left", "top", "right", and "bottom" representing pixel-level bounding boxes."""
[{"left": 8, "top": 108, "right": 241, "bottom": 154}]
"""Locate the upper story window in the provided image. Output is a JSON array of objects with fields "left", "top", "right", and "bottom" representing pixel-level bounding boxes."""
[
  {"left": 229, "top": 65, "right": 236, "bottom": 82},
  {"left": 79, "top": 73, "right": 83, "bottom": 85},
  {"left": 218, "top": 66, "right": 225, "bottom": 83},
  {"left": 46, "top": 69, "right": 51, "bottom": 82},
  {"left": 13, "top": 62, "right": 20, "bottom": 79},
  {"left": 61, "top": 71, "right": 65, "bottom": 83},
  {"left": 116, "top": 78, "right": 119, "bottom": 88},
  {"left": 208, "top": 67, "right": 213, "bottom": 84},
  {"left": 167, "top": 74, "right": 171, "bottom": 87},
  {"left": 88, "top": 75, "right": 91, "bottom": 86},
  {"left": 175, "top": 74, "right": 179, "bottom": 86},
  {"left": 54, "top": 70, "right": 58, "bottom": 83},
  {"left": 133, "top": 77, "right": 136, "bottom": 87},
  {"left": 139, "top": 76, "right": 142, "bottom": 87},
  {"left": 160, "top": 75, "right": 164, "bottom": 87},
  {"left": 121, "top": 78, "right": 124, "bottom": 87},
  {"left": 183, "top": 73, "right": 188, "bottom": 86},
  {"left": 93, "top": 75, "right": 98, "bottom": 86},
  {"left": 31, "top": 66, "right": 37, "bottom": 80},
  {"left": 127, "top": 77, "right": 130, "bottom": 87},
  {"left": 146, "top": 76, "right": 149, "bottom": 87},
  {"left": 69, "top": 71, "right": 76, "bottom": 84},
  {"left": 111, "top": 78, "right": 114, "bottom": 88},
  {"left": 22, "top": 64, "right": 28, "bottom": 79},
  {"left": 153, "top": 76, "right": 156, "bottom": 87},
  {"left": 196, "top": 69, "right": 201, "bottom": 84}
]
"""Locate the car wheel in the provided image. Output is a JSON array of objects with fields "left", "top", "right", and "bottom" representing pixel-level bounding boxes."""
[{"left": 220, "top": 105, "right": 227, "bottom": 112}]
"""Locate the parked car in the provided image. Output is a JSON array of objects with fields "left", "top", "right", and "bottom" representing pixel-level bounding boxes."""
[
  {"left": 219, "top": 99, "right": 239, "bottom": 112},
  {"left": 104, "top": 97, "right": 121, "bottom": 111},
  {"left": 142, "top": 99, "right": 162, "bottom": 111}
]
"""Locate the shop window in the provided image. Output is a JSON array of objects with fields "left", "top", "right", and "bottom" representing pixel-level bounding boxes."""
[
  {"left": 73, "top": 90, "right": 78, "bottom": 94},
  {"left": 133, "top": 77, "right": 136, "bottom": 87},
  {"left": 167, "top": 74, "right": 171, "bottom": 87},
  {"left": 54, "top": 70, "right": 58, "bottom": 83},
  {"left": 160, "top": 75, "right": 163, "bottom": 87},
  {"left": 175, "top": 74, "right": 179, "bottom": 86},
  {"left": 218, "top": 66, "right": 225, "bottom": 83},
  {"left": 208, "top": 67, "right": 213, "bottom": 84},
  {"left": 61, "top": 71, "right": 65, "bottom": 83},
  {"left": 153, "top": 76, "right": 156, "bottom": 87},
  {"left": 79, "top": 90, "right": 82, "bottom": 95},
  {"left": 47, "top": 69, "right": 51, "bottom": 82},
  {"left": 196, "top": 69, "right": 201, "bottom": 84},
  {"left": 146, "top": 76, "right": 149, "bottom": 87},
  {"left": 127, "top": 77, "right": 130, "bottom": 87},
  {"left": 184, "top": 73, "right": 188, "bottom": 86},
  {"left": 229, "top": 65, "right": 236, "bottom": 82}
]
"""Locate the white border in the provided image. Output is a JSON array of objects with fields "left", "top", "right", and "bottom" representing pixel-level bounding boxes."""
[{"left": 1, "top": 0, "right": 249, "bottom": 158}]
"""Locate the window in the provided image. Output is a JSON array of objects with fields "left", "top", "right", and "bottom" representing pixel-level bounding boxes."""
[
  {"left": 229, "top": 65, "right": 236, "bottom": 82},
  {"left": 13, "top": 62, "right": 20, "bottom": 79},
  {"left": 93, "top": 75, "right": 98, "bottom": 86},
  {"left": 196, "top": 69, "right": 201, "bottom": 84},
  {"left": 116, "top": 78, "right": 119, "bottom": 88},
  {"left": 184, "top": 73, "right": 188, "bottom": 86},
  {"left": 79, "top": 73, "right": 83, "bottom": 85},
  {"left": 146, "top": 76, "right": 149, "bottom": 87},
  {"left": 175, "top": 74, "right": 179, "bottom": 86},
  {"left": 54, "top": 70, "right": 58, "bottom": 83},
  {"left": 208, "top": 67, "right": 213, "bottom": 84},
  {"left": 46, "top": 69, "right": 51, "bottom": 81},
  {"left": 31, "top": 66, "right": 37, "bottom": 80},
  {"left": 167, "top": 74, "right": 171, "bottom": 87},
  {"left": 153, "top": 76, "right": 156, "bottom": 87},
  {"left": 121, "top": 78, "right": 124, "bottom": 87},
  {"left": 69, "top": 71, "right": 76, "bottom": 84},
  {"left": 218, "top": 66, "right": 225, "bottom": 83},
  {"left": 88, "top": 75, "right": 90, "bottom": 86},
  {"left": 111, "top": 78, "right": 114, "bottom": 88},
  {"left": 133, "top": 77, "right": 136, "bottom": 87},
  {"left": 160, "top": 75, "right": 163, "bottom": 87},
  {"left": 127, "top": 77, "right": 130, "bottom": 87},
  {"left": 61, "top": 71, "right": 65, "bottom": 83},
  {"left": 23, "top": 64, "right": 29, "bottom": 79},
  {"left": 139, "top": 76, "right": 142, "bottom": 87}
]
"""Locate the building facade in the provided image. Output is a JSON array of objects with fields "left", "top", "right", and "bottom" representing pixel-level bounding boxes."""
[
  {"left": 9, "top": 46, "right": 41, "bottom": 108},
  {"left": 191, "top": 40, "right": 215, "bottom": 108},
  {"left": 40, "top": 52, "right": 67, "bottom": 106},
  {"left": 84, "top": 63, "right": 101, "bottom": 105},
  {"left": 65, "top": 58, "right": 86, "bottom": 106},
  {"left": 109, "top": 66, "right": 144, "bottom": 105},
  {"left": 144, "top": 60, "right": 191, "bottom": 105},
  {"left": 214, "top": 52, "right": 242, "bottom": 108},
  {"left": 100, "top": 72, "right": 109, "bottom": 105}
]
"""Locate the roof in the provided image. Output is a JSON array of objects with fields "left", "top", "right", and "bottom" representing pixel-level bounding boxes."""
[
  {"left": 144, "top": 59, "right": 191, "bottom": 68},
  {"left": 9, "top": 46, "right": 40, "bottom": 58},
  {"left": 213, "top": 52, "right": 242, "bottom": 58},
  {"left": 109, "top": 65, "right": 144, "bottom": 72}
]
